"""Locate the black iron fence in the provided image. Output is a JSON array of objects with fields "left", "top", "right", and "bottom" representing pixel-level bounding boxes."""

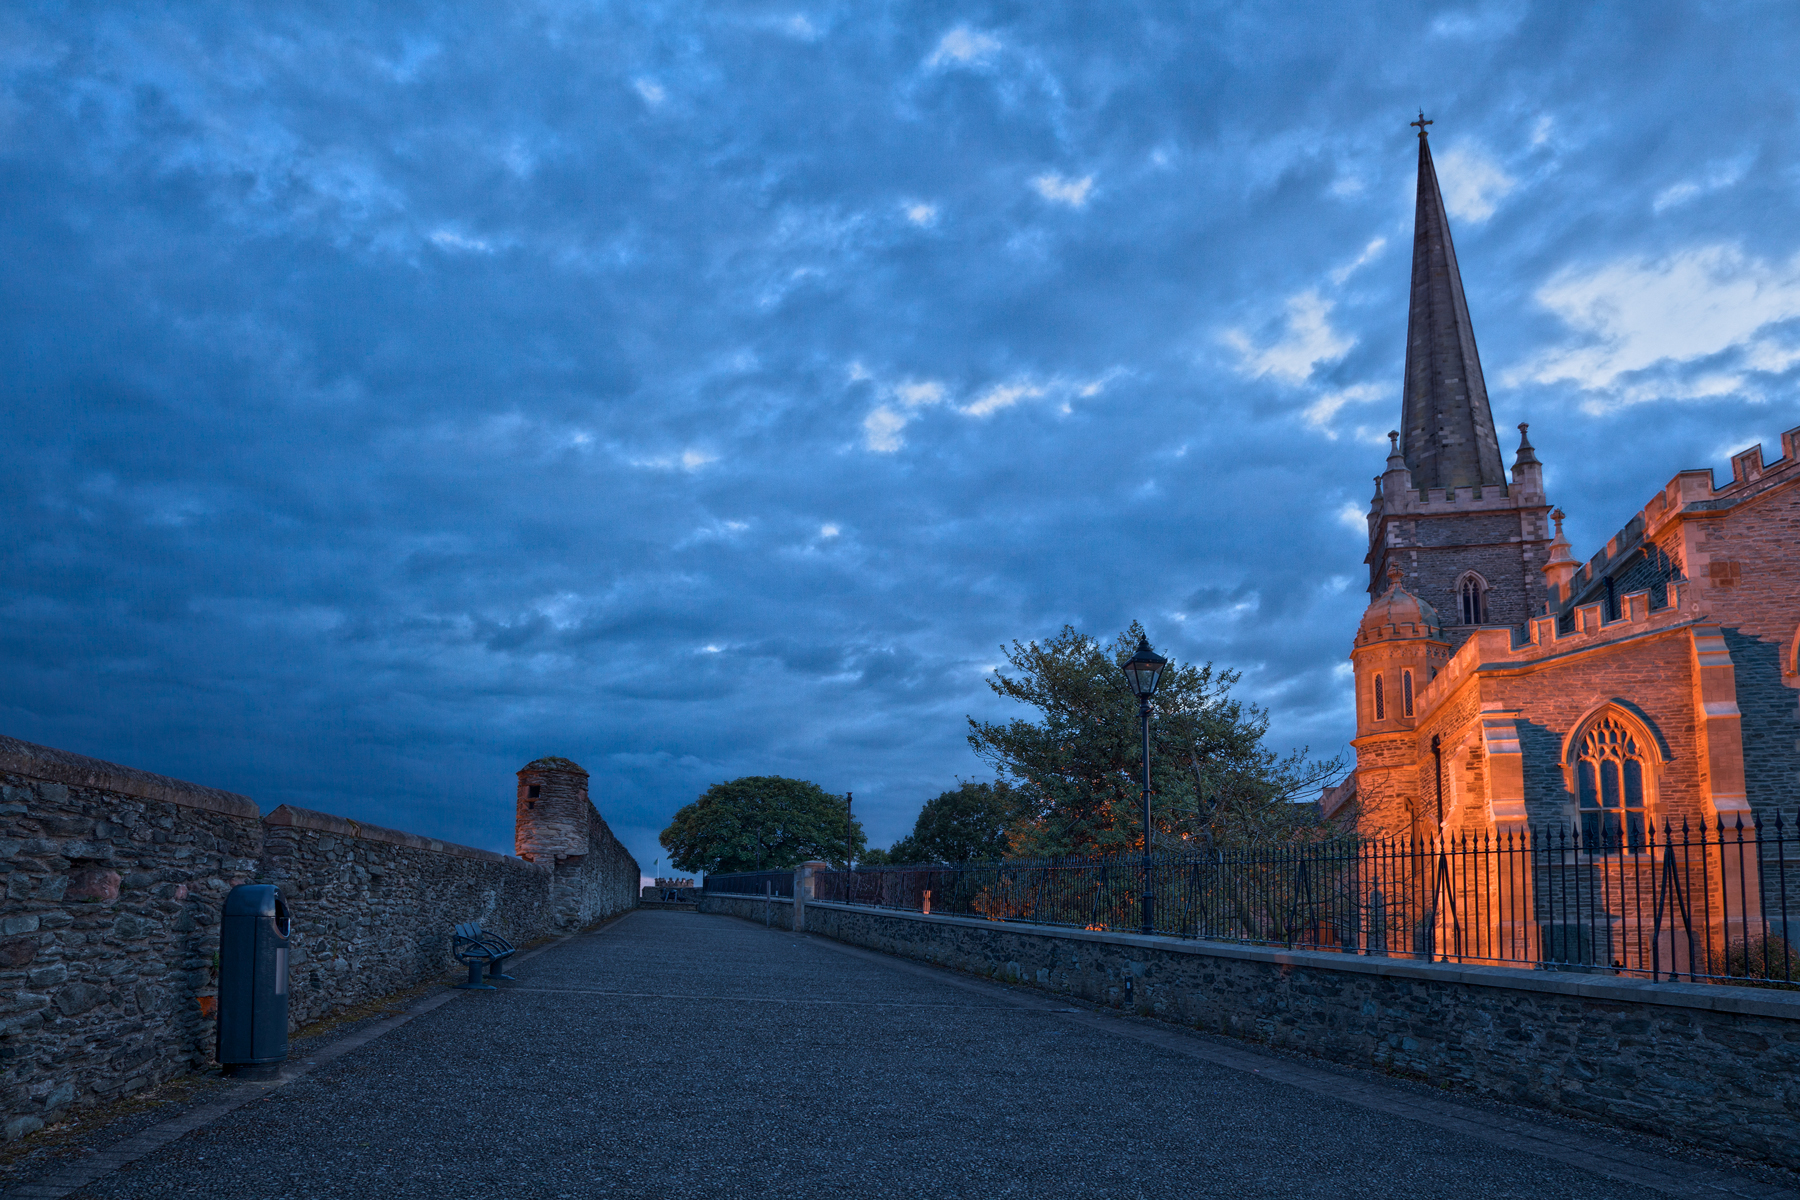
[
  {"left": 703, "top": 870, "right": 796, "bottom": 898},
  {"left": 808, "top": 814, "right": 1800, "bottom": 987}
]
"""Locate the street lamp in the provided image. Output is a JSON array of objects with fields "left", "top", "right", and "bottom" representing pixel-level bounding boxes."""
[{"left": 1122, "top": 635, "right": 1168, "bottom": 936}]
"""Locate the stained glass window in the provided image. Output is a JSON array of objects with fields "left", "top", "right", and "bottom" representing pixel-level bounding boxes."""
[{"left": 1576, "top": 715, "right": 1648, "bottom": 852}]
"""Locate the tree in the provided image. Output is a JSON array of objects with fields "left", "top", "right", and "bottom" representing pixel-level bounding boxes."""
[
  {"left": 660, "top": 776, "right": 864, "bottom": 874},
  {"left": 884, "top": 781, "right": 1024, "bottom": 864},
  {"left": 968, "top": 622, "right": 1343, "bottom": 857}
]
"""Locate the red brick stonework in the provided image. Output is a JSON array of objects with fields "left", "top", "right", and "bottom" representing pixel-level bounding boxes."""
[
  {"left": 1345, "top": 437, "right": 1800, "bottom": 844},
  {"left": 1340, "top": 125, "right": 1799, "bottom": 848}
]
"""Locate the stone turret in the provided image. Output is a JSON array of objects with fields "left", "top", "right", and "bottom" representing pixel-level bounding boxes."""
[
  {"left": 513, "top": 756, "right": 641, "bottom": 931},
  {"left": 1354, "top": 563, "right": 1448, "bottom": 729},
  {"left": 1349, "top": 564, "right": 1451, "bottom": 836},
  {"left": 514, "top": 757, "right": 591, "bottom": 863}
]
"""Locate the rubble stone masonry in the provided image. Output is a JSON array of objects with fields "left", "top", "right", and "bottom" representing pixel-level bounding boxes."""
[
  {"left": 514, "top": 759, "right": 639, "bottom": 932},
  {"left": 0, "top": 734, "right": 637, "bottom": 1141},
  {"left": 797, "top": 901, "right": 1800, "bottom": 1170}
]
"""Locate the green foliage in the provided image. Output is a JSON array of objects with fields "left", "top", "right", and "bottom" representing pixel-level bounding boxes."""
[
  {"left": 660, "top": 776, "right": 864, "bottom": 874},
  {"left": 1726, "top": 935, "right": 1800, "bottom": 989},
  {"left": 967, "top": 622, "right": 1343, "bottom": 857},
  {"left": 884, "top": 781, "right": 1024, "bottom": 864},
  {"left": 857, "top": 847, "right": 895, "bottom": 866}
]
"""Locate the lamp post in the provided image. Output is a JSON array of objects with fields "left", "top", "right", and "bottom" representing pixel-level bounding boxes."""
[{"left": 1122, "top": 635, "right": 1169, "bottom": 936}]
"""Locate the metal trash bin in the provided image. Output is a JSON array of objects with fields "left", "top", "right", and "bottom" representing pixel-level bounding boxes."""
[{"left": 217, "top": 884, "right": 291, "bottom": 1079}]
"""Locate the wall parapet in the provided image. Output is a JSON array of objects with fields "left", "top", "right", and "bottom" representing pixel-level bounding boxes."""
[
  {"left": 698, "top": 892, "right": 794, "bottom": 930},
  {"left": 806, "top": 902, "right": 1800, "bottom": 1019},
  {"left": 0, "top": 734, "right": 258, "bottom": 820},
  {"left": 785, "top": 899, "right": 1800, "bottom": 1170},
  {"left": 263, "top": 804, "right": 522, "bottom": 864}
]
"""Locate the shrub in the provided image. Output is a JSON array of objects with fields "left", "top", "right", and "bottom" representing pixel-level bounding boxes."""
[{"left": 1723, "top": 934, "right": 1800, "bottom": 990}]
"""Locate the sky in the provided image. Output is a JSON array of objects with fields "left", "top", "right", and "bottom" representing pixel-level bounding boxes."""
[{"left": 5, "top": 2, "right": 1800, "bottom": 877}]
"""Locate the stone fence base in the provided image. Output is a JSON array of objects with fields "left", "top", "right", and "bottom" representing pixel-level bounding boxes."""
[
  {"left": 774, "top": 899, "right": 1800, "bottom": 1170},
  {"left": 697, "top": 892, "right": 794, "bottom": 930}
]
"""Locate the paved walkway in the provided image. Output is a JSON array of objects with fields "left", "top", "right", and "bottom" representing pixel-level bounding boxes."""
[{"left": 24, "top": 912, "right": 1800, "bottom": 1198}]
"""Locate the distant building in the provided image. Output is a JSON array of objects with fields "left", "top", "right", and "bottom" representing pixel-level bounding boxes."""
[{"left": 1327, "top": 120, "right": 1800, "bottom": 850}]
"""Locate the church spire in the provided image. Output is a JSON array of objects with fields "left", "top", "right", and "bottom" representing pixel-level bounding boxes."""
[{"left": 1400, "top": 114, "right": 1505, "bottom": 492}]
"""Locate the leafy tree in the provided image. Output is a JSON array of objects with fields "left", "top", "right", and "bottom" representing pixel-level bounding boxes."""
[
  {"left": 660, "top": 776, "right": 864, "bottom": 874},
  {"left": 968, "top": 622, "right": 1343, "bottom": 856},
  {"left": 884, "top": 781, "right": 1024, "bottom": 864}
]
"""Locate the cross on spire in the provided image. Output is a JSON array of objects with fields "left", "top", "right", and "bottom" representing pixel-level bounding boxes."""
[{"left": 1411, "top": 111, "right": 1432, "bottom": 138}]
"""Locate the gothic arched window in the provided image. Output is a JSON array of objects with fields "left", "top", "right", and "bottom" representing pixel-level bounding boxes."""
[
  {"left": 1401, "top": 669, "right": 1415, "bottom": 717},
  {"left": 1576, "top": 715, "right": 1649, "bottom": 852},
  {"left": 1458, "top": 573, "right": 1488, "bottom": 625},
  {"left": 1373, "top": 673, "right": 1385, "bottom": 721}
]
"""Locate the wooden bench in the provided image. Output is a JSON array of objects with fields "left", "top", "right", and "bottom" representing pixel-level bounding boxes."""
[{"left": 451, "top": 922, "right": 518, "bottom": 991}]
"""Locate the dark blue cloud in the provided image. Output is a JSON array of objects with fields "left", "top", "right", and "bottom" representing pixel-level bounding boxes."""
[{"left": 5, "top": 1, "right": 1800, "bottom": 869}]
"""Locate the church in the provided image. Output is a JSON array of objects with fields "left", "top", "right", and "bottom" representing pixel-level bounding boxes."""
[{"left": 1322, "top": 119, "right": 1800, "bottom": 856}]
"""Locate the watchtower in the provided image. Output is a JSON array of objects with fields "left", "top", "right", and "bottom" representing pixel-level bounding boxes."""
[{"left": 514, "top": 756, "right": 591, "bottom": 863}]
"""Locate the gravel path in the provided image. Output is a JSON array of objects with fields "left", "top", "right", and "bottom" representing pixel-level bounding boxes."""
[{"left": 39, "top": 911, "right": 1795, "bottom": 1199}]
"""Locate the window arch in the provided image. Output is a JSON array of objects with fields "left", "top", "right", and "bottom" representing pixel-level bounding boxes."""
[
  {"left": 1373, "top": 673, "right": 1385, "bottom": 721},
  {"left": 1457, "top": 572, "right": 1488, "bottom": 625},
  {"left": 1574, "top": 714, "right": 1650, "bottom": 852}
]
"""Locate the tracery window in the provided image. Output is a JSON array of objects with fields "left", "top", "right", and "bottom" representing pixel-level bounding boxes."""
[
  {"left": 1576, "top": 715, "right": 1648, "bottom": 852},
  {"left": 1373, "top": 674, "right": 1385, "bottom": 721},
  {"left": 1402, "top": 669, "right": 1415, "bottom": 717},
  {"left": 1459, "top": 574, "right": 1488, "bottom": 625}
]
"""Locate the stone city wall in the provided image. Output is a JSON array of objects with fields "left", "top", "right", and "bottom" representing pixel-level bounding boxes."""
[
  {"left": 789, "top": 899, "right": 1800, "bottom": 1171},
  {"left": 0, "top": 735, "right": 638, "bottom": 1141},
  {"left": 696, "top": 891, "right": 794, "bottom": 930},
  {"left": 513, "top": 759, "right": 640, "bottom": 930},
  {"left": 257, "top": 805, "right": 551, "bottom": 1028}
]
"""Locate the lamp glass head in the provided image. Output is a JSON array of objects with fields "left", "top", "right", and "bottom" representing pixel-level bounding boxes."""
[{"left": 1122, "top": 636, "right": 1168, "bottom": 699}]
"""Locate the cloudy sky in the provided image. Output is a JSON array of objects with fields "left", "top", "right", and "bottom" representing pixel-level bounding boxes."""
[{"left": 5, "top": 2, "right": 1799, "bottom": 873}]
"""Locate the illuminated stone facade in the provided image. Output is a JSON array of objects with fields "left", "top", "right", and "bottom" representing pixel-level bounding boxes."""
[{"left": 1330, "top": 127, "right": 1800, "bottom": 853}]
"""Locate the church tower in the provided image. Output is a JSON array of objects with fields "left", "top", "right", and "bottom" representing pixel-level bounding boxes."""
[{"left": 1364, "top": 116, "right": 1554, "bottom": 650}]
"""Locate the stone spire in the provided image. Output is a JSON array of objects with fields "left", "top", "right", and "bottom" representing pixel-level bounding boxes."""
[{"left": 1400, "top": 115, "right": 1505, "bottom": 492}]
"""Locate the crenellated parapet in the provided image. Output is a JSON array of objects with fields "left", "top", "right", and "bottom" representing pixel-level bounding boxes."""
[{"left": 1549, "top": 425, "right": 1800, "bottom": 623}]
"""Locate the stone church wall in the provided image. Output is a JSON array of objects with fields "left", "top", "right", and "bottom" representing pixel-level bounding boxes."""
[
  {"left": 1385, "top": 510, "right": 1547, "bottom": 639},
  {"left": 1680, "top": 482, "right": 1800, "bottom": 819},
  {"left": 0, "top": 734, "right": 638, "bottom": 1141},
  {"left": 1682, "top": 461, "right": 1800, "bottom": 652},
  {"left": 1485, "top": 629, "right": 1706, "bottom": 830}
]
